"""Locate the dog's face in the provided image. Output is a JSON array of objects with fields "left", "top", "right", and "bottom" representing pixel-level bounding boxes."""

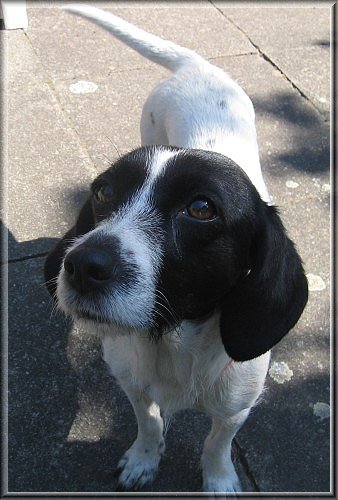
[
  {"left": 57, "top": 146, "right": 254, "bottom": 328},
  {"left": 50, "top": 146, "right": 308, "bottom": 360}
]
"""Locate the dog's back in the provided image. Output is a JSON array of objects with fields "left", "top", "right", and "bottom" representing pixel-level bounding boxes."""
[{"left": 64, "top": 4, "right": 270, "bottom": 203}]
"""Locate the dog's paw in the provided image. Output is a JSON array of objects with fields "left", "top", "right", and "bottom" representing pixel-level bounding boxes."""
[
  {"left": 116, "top": 439, "right": 165, "bottom": 490},
  {"left": 203, "top": 470, "right": 241, "bottom": 493}
]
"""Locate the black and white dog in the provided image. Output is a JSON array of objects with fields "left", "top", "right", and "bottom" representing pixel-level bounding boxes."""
[{"left": 45, "top": 5, "right": 308, "bottom": 493}]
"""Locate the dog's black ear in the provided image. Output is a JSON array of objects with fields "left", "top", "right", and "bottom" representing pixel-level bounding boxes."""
[
  {"left": 44, "top": 197, "right": 95, "bottom": 299},
  {"left": 220, "top": 205, "right": 308, "bottom": 361}
]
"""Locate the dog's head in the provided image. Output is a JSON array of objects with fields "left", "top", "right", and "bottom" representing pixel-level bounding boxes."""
[{"left": 45, "top": 145, "right": 308, "bottom": 361}]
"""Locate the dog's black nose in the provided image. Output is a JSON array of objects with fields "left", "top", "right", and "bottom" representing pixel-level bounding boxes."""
[{"left": 64, "top": 245, "right": 117, "bottom": 294}]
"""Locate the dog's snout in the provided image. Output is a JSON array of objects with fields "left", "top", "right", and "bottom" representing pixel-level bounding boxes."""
[{"left": 64, "top": 245, "right": 117, "bottom": 294}]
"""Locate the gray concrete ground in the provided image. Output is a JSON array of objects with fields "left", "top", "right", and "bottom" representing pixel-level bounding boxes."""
[{"left": 3, "top": 1, "right": 332, "bottom": 496}]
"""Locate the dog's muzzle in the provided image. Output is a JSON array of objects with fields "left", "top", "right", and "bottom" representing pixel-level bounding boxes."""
[
  {"left": 57, "top": 225, "right": 160, "bottom": 329},
  {"left": 64, "top": 244, "right": 118, "bottom": 295}
]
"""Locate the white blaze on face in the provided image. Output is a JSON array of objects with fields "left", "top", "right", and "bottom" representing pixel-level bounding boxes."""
[
  {"left": 57, "top": 147, "right": 178, "bottom": 329},
  {"left": 146, "top": 147, "right": 178, "bottom": 184}
]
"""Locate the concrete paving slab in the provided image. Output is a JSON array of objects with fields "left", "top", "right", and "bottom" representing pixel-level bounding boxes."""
[
  {"left": 7, "top": 29, "right": 46, "bottom": 87},
  {"left": 25, "top": 4, "right": 256, "bottom": 81},
  {"left": 213, "top": 4, "right": 331, "bottom": 118},
  {"left": 214, "top": 5, "right": 331, "bottom": 50},
  {"left": 238, "top": 353, "right": 330, "bottom": 492},
  {"left": 7, "top": 74, "right": 97, "bottom": 261},
  {"left": 266, "top": 45, "right": 330, "bottom": 120},
  {"left": 51, "top": 66, "right": 168, "bottom": 171},
  {"left": 277, "top": 195, "right": 330, "bottom": 282}
]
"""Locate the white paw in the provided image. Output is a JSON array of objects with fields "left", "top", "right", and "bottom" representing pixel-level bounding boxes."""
[
  {"left": 116, "top": 439, "right": 165, "bottom": 489},
  {"left": 203, "top": 471, "right": 241, "bottom": 493}
]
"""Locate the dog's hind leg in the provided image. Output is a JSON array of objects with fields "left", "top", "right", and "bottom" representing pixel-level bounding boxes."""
[{"left": 116, "top": 385, "right": 164, "bottom": 490}]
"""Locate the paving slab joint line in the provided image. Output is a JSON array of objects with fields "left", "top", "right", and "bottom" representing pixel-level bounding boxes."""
[
  {"left": 232, "top": 439, "right": 260, "bottom": 493},
  {"left": 209, "top": 1, "right": 326, "bottom": 120},
  {"left": 3, "top": 251, "right": 49, "bottom": 265},
  {"left": 21, "top": 29, "right": 100, "bottom": 177},
  {"left": 208, "top": 51, "right": 258, "bottom": 62}
]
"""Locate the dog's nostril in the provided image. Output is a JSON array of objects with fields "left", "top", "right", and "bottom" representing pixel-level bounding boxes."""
[
  {"left": 64, "top": 258, "right": 75, "bottom": 276},
  {"left": 87, "top": 264, "right": 111, "bottom": 282}
]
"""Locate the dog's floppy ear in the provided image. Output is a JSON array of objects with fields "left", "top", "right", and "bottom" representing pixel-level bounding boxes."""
[
  {"left": 44, "top": 197, "right": 95, "bottom": 299},
  {"left": 220, "top": 205, "right": 308, "bottom": 361}
]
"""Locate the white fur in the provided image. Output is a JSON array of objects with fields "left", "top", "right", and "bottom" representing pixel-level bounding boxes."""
[
  {"left": 101, "top": 317, "right": 270, "bottom": 491},
  {"left": 146, "top": 145, "right": 178, "bottom": 183},
  {"left": 62, "top": 5, "right": 273, "bottom": 493}
]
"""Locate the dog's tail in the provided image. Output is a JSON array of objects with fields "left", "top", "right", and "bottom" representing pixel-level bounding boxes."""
[{"left": 64, "top": 4, "right": 203, "bottom": 72}]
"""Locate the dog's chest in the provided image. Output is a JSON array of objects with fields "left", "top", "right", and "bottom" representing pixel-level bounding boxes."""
[{"left": 102, "top": 317, "right": 229, "bottom": 415}]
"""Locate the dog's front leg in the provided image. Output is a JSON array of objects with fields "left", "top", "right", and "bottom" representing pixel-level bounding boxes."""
[
  {"left": 116, "top": 385, "right": 164, "bottom": 490},
  {"left": 201, "top": 411, "right": 249, "bottom": 493}
]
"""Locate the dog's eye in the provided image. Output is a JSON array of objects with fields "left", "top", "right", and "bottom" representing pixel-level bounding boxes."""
[
  {"left": 183, "top": 198, "right": 217, "bottom": 220},
  {"left": 94, "top": 183, "right": 114, "bottom": 204}
]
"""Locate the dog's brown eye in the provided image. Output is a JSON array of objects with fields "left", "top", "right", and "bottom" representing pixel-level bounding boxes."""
[
  {"left": 185, "top": 199, "right": 216, "bottom": 220},
  {"left": 95, "top": 184, "right": 114, "bottom": 203}
]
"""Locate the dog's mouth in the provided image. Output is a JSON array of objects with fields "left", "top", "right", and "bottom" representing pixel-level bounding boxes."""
[
  {"left": 74, "top": 304, "right": 177, "bottom": 332},
  {"left": 74, "top": 308, "right": 112, "bottom": 324},
  {"left": 57, "top": 277, "right": 158, "bottom": 332},
  {"left": 60, "top": 292, "right": 180, "bottom": 338},
  {"left": 59, "top": 295, "right": 116, "bottom": 325},
  {"left": 56, "top": 261, "right": 183, "bottom": 334}
]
